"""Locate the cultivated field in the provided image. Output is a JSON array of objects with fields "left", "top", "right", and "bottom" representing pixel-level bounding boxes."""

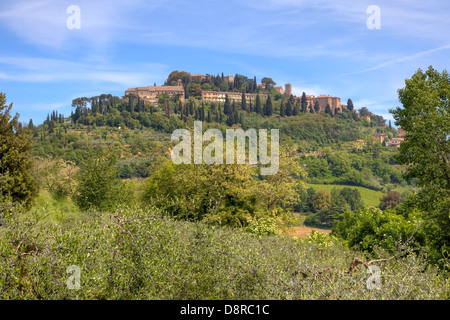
[{"left": 306, "top": 183, "right": 385, "bottom": 207}]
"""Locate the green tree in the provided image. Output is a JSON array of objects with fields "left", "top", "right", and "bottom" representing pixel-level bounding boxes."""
[
  {"left": 285, "top": 100, "right": 292, "bottom": 116},
  {"left": 224, "top": 95, "right": 231, "bottom": 115},
  {"left": 0, "top": 93, "right": 37, "bottom": 207},
  {"left": 358, "top": 107, "right": 371, "bottom": 117},
  {"left": 293, "top": 102, "right": 299, "bottom": 116},
  {"left": 241, "top": 92, "right": 247, "bottom": 111},
  {"left": 73, "top": 149, "right": 122, "bottom": 211},
  {"left": 325, "top": 104, "right": 332, "bottom": 116},
  {"left": 255, "top": 94, "right": 262, "bottom": 115},
  {"left": 339, "top": 187, "right": 363, "bottom": 211},
  {"left": 333, "top": 207, "right": 422, "bottom": 254},
  {"left": 347, "top": 98, "right": 354, "bottom": 111},
  {"left": 390, "top": 66, "right": 450, "bottom": 264},
  {"left": 264, "top": 95, "right": 273, "bottom": 117},
  {"left": 189, "top": 83, "right": 203, "bottom": 97},
  {"left": 301, "top": 92, "right": 308, "bottom": 113},
  {"left": 311, "top": 190, "right": 331, "bottom": 212},
  {"left": 314, "top": 100, "right": 320, "bottom": 113},
  {"left": 261, "top": 77, "right": 275, "bottom": 91},
  {"left": 166, "top": 70, "right": 191, "bottom": 86},
  {"left": 280, "top": 100, "right": 285, "bottom": 117}
]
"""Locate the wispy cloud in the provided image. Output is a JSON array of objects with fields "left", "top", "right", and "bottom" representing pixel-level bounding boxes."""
[
  {"left": 291, "top": 85, "right": 328, "bottom": 97},
  {"left": 0, "top": 56, "right": 169, "bottom": 87},
  {"left": 1, "top": 0, "right": 449, "bottom": 61},
  {"left": 339, "top": 44, "right": 450, "bottom": 77},
  {"left": 0, "top": 0, "right": 166, "bottom": 50}
]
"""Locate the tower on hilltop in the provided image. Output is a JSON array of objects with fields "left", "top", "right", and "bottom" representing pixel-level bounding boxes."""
[{"left": 285, "top": 83, "right": 292, "bottom": 96}]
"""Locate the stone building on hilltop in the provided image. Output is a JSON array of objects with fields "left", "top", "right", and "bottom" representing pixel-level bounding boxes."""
[
  {"left": 293, "top": 94, "right": 342, "bottom": 113},
  {"left": 201, "top": 91, "right": 268, "bottom": 103},
  {"left": 125, "top": 79, "right": 185, "bottom": 105},
  {"left": 285, "top": 83, "right": 292, "bottom": 96}
]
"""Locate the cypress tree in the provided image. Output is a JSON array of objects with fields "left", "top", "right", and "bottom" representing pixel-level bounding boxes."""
[
  {"left": 224, "top": 95, "right": 230, "bottom": 115},
  {"left": 293, "top": 101, "right": 299, "bottom": 116},
  {"left": 347, "top": 98, "right": 354, "bottom": 111},
  {"left": 0, "top": 93, "right": 37, "bottom": 207},
  {"left": 301, "top": 92, "right": 308, "bottom": 113},
  {"left": 314, "top": 100, "right": 320, "bottom": 113},
  {"left": 28, "top": 118, "right": 35, "bottom": 130},
  {"left": 309, "top": 102, "right": 314, "bottom": 113},
  {"left": 189, "top": 101, "right": 194, "bottom": 115},
  {"left": 241, "top": 92, "right": 247, "bottom": 111},
  {"left": 264, "top": 95, "right": 273, "bottom": 116},
  {"left": 226, "top": 114, "right": 233, "bottom": 126},
  {"left": 255, "top": 94, "right": 261, "bottom": 114},
  {"left": 285, "top": 100, "right": 292, "bottom": 116},
  {"left": 280, "top": 100, "right": 285, "bottom": 117},
  {"left": 325, "top": 103, "right": 332, "bottom": 116}
]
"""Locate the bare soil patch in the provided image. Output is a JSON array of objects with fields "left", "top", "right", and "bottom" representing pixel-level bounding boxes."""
[{"left": 283, "top": 226, "right": 331, "bottom": 239}]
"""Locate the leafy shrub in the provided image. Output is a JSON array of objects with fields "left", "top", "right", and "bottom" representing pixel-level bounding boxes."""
[
  {"left": 73, "top": 149, "right": 125, "bottom": 211},
  {"left": 306, "top": 230, "right": 332, "bottom": 249},
  {"left": 0, "top": 205, "right": 449, "bottom": 299},
  {"left": 332, "top": 207, "right": 424, "bottom": 254},
  {"left": 244, "top": 216, "right": 280, "bottom": 237}
]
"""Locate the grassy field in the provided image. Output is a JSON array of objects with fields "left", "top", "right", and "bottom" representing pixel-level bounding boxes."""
[{"left": 306, "top": 183, "right": 385, "bottom": 207}]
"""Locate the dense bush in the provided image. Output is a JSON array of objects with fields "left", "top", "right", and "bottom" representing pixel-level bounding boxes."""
[
  {"left": 73, "top": 149, "right": 133, "bottom": 211},
  {"left": 0, "top": 205, "right": 448, "bottom": 299},
  {"left": 144, "top": 149, "right": 304, "bottom": 227},
  {"left": 332, "top": 207, "right": 425, "bottom": 254},
  {"left": 0, "top": 93, "right": 38, "bottom": 207}
]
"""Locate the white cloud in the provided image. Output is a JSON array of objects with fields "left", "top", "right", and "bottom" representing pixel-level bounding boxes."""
[
  {"left": 0, "top": 0, "right": 167, "bottom": 49},
  {"left": 0, "top": 56, "right": 169, "bottom": 87},
  {"left": 291, "top": 85, "right": 327, "bottom": 97},
  {"left": 341, "top": 44, "right": 450, "bottom": 76}
]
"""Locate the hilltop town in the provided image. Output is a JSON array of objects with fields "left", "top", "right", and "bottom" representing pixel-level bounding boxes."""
[
  {"left": 124, "top": 72, "right": 345, "bottom": 115},
  {"left": 123, "top": 71, "right": 404, "bottom": 147}
]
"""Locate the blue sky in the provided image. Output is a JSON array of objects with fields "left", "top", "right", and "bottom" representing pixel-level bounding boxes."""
[{"left": 1, "top": 0, "right": 449, "bottom": 125}]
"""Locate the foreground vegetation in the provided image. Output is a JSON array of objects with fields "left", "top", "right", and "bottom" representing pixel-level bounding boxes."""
[{"left": 1, "top": 204, "right": 449, "bottom": 300}]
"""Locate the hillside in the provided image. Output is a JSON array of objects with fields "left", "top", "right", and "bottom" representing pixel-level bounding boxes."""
[
  {"left": 306, "top": 184, "right": 385, "bottom": 207},
  {"left": 30, "top": 93, "right": 404, "bottom": 191}
]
